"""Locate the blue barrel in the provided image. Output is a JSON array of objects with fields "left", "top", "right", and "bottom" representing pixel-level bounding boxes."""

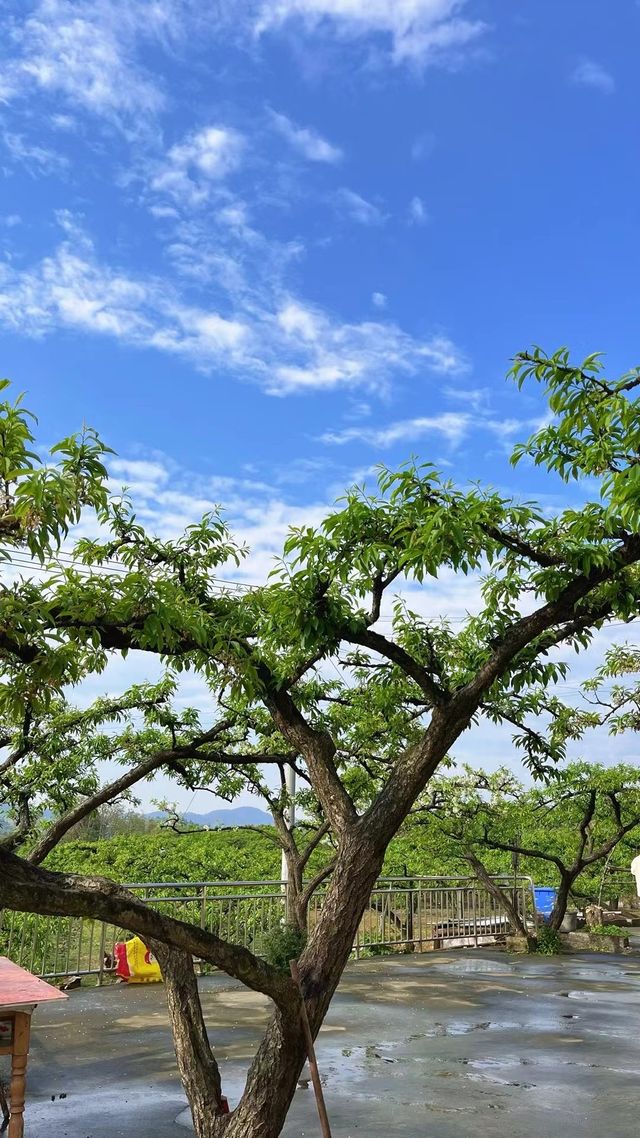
[{"left": 533, "top": 887, "right": 557, "bottom": 916}]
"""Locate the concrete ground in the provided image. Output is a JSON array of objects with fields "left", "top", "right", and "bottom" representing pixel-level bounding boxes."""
[{"left": 9, "top": 949, "right": 640, "bottom": 1138}]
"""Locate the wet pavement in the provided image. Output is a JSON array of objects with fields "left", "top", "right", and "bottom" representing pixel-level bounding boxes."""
[{"left": 10, "top": 949, "right": 640, "bottom": 1137}]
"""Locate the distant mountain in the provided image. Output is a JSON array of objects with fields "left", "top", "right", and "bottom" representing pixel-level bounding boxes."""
[{"left": 149, "top": 806, "right": 274, "bottom": 828}]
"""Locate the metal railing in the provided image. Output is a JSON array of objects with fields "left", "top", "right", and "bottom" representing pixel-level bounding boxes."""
[{"left": 0, "top": 875, "right": 534, "bottom": 981}]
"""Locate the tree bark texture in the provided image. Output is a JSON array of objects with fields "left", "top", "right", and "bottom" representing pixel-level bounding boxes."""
[
  {"left": 151, "top": 944, "right": 227, "bottom": 1138},
  {"left": 548, "top": 873, "right": 574, "bottom": 931},
  {"left": 225, "top": 833, "right": 385, "bottom": 1137}
]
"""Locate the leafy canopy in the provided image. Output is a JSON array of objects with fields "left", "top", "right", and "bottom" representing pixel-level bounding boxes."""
[{"left": 0, "top": 347, "right": 639, "bottom": 845}]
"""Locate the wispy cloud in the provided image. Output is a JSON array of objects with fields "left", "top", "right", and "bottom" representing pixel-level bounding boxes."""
[
  {"left": 0, "top": 0, "right": 488, "bottom": 141},
  {"left": 270, "top": 110, "right": 342, "bottom": 163},
  {"left": 150, "top": 125, "right": 245, "bottom": 207},
  {"left": 372, "top": 291, "right": 387, "bottom": 309},
  {"left": 270, "top": 307, "right": 467, "bottom": 394},
  {"left": 320, "top": 412, "right": 472, "bottom": 448},
  {"left": 334, "top": 187, "right": 387, "bottom": 225},
  {"left": 444, "top": 385, "right": 490, "bottom": 413},
  {"left": 2, "top": 131, "right": 68, "bottom": 174},
  {"left": 254, "top": 0, "right": 488, "bottom": 67},
  {"left": 0, "top": 212, "right": 248, "bottom": 359},
  {"left": 1, "top": 0, "right": 173, "bottom": 129},
  {"left": 320, "top": 409, "right": 526, "bottom": 449},
  {"left": 570, "top": 58, "right": 615, "bottom": 94},
  {"left": 408, "top": 195, "right": 428, "bottom": 225},
  {"left": 0, "top": 215, "right": 469, "bottom": 397}
]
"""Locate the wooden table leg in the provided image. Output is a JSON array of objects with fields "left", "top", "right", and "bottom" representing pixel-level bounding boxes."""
[{"left": 8, "top": 1013, "right": 31, "bottom": 1138}]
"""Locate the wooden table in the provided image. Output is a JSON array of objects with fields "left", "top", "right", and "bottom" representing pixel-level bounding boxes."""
[{"left": 0, "top": 957, "right": 67, "bottom": 1138}]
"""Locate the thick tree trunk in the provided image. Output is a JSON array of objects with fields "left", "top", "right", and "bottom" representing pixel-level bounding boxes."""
[
  {"left": 151, "top": 943, "right": 228, "bottom": 1138},
  {"left": 548, "top": 872, "right": 574, "bottom": 931},
  {"left": 225, "top": 1007, "right": 306, "bottom": 1138},
  {"left": 226, "top": 833, "right": 385, "bottom": 1137}
]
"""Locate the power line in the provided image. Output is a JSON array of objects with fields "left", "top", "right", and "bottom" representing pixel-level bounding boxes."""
[
  {"left": 0, "top": 550, "right": 260, "bottom": 593},
  {"left": 1, "top": 549, "right": 640, "bottom": 634}
]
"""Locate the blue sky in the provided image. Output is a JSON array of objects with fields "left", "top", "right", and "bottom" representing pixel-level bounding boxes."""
[{"left": 1, "top": 0, "right": 639, "bottom": 809}]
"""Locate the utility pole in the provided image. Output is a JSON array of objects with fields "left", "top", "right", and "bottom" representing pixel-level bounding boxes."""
[{"left": 281, "top": 765, "right": 296, "bottom": 918}]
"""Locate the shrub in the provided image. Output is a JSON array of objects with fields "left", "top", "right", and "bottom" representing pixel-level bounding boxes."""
[
  {"left": 258, "top": 924, "right": 307, "bottom": 972},
  {"left": 534, "top": 926, "right": 563, "bottom": 955}
]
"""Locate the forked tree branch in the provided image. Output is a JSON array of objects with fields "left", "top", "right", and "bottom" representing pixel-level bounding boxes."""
[{"left": 346, "top": 627, "right": 446, "bottom": 704}]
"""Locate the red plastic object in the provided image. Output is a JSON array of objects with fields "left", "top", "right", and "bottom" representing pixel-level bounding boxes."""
[{"left": 113, "top": 941, "right": 131, "bottom": 980}]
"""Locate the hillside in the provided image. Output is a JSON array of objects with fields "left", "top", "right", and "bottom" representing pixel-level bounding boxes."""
[{"left": 148, "top": 806, "right": 274, "bottom": 828}]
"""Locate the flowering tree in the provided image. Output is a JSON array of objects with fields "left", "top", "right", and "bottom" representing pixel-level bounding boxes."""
[{"left": 417, "top": 762, "right": 640, "bottom": 939}]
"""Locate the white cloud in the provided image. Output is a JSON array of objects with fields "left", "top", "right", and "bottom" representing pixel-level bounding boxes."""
[
  {"left": 1, "top": 0, "right": 173, "bottom": 127},
  {"left": 0, "top": 217, "right": 469, "bottom": 397},
  {"left": 149, "top": 204, "right": 180, "bottom": 221},
  {"left": 151, "top": 126, "right": 245, "bottom": 207},
  {"left": 0, "top": 214, "right": 22, "bottom": 228},
  {"left": 571, "top": 58, "right": 615, "bottom": 94},
  {"left": 109, "top": 457, "right": 171, "bottom": 497},
  {"left": 320, "top": 409, "right": 532, "bottom": 449},
  {"left": 408, "top": 195, "right": 428, "bottom": 225},
  {"left": 271, "top": 316, "right": 467, "bottom": 395},
  {"left": 334, "top": 187, "right": 387, "bottom": 225},
  {"left": 110, "top": 458, "right": 171, "bottom": 484},
  {"left": 270, "top": 110, "right": 342, "bottom": 163},
  {"left": 320, "top": 412, "right": 472, "bottom": 448},
  {"left": 0, "top": 1, "right": 487, "bottom": 144},
  {"left": 444, "top": 385, "right": 490, "bottom": 413},
  {"left": 372, "top": 291, "right": 387, "bottom": 309},
  {"left": 254, "top": 0, "right": 487, "bottom": 67},
  {"left": 50, "top": 112, "right": 77, "bottom": 131},
  {"left": 0, "top": 217, "right": 249, "bottom": 365},
  {"left": 2, "top": 131, "right": 68, "bottom": 174},
  {"left": 277, "top": 301, "right": 321, "bottom": 341}
]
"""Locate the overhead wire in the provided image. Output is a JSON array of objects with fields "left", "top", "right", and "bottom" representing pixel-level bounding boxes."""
[
  {"left": 2, "top": 548, "right": 639, "bottom": 646},
  {"left": 2, "top": 549, "right": 640, "bottom": 631},
  {"left": 0, "top": 549, "right": 260, "bottom": 593}
]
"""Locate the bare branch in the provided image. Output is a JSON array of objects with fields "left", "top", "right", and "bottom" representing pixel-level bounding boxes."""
[
  {"left": 478, "top": 830, "right": 566, "bottom": 873},
  {"left": 299, "top": 820, "right": 331, "bottom": 871},
  {"left": 0, "top": 793, "right": 31, "bottom": 853},
  {"left": 574, "top": 790, "right": 597, "bottom": 864},
  {"left": 300, "top": 858, "right": 337, "bottom": 910},
  {"left": 255, "top": 660, "right": 357, "bottom": 834},
  {"left": 479, "top": 522, "right": 565, "bottom": 568}
]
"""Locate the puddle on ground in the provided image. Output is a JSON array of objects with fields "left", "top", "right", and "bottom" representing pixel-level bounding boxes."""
[
  {"left": 429, "top": 960, "right": 517, "bottom": 976},
  {"left": 558, "top": 988, "right": 640, "bottom": 1002},
  {"left": 462, "top": 1056, "right": 532, "bottom": 1070}
]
